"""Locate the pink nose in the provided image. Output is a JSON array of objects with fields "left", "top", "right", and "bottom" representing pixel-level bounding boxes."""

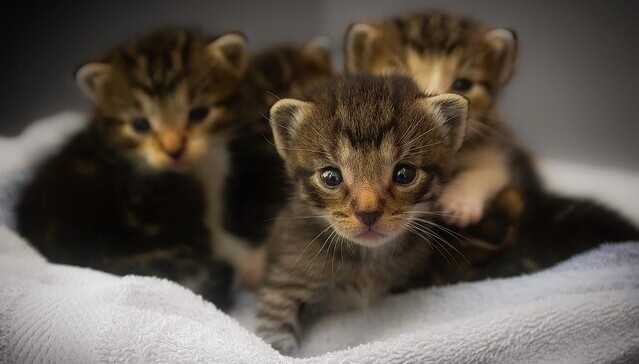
[{"left": 356, "top": 210, "right": 382, "bottom": 227}]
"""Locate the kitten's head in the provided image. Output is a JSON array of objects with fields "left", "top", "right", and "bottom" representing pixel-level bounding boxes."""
[
  {"left": 75, "top": 28, "right": 248, "bottom": 172},
  {"left": 344, "top": 11, "right": 516, "bottom": 133},
  {"left": 248, "top": 38, "right": 334, "bottom": 105},
  {"left": 269, "top": 75, "right": 469, "bottom": 247}
]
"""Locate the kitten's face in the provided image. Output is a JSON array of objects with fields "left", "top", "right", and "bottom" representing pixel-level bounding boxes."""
[
  {"left": 76, "top": 30, "right": 247, "bottom": 172},
  {"left": 345, "top": 12, "right": 516, "bottom": 134},
  {"left": 270, "top": 76, "right": 468, "bottom": 247}
]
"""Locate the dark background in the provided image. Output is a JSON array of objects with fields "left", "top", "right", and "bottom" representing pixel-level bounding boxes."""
[{"left": 1, "top": 0, "right": 637, "bottom": 170}]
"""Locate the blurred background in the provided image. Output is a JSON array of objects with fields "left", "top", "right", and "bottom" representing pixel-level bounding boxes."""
[{"left": 1, "top": 0, "right": 637, "bottom": 170}]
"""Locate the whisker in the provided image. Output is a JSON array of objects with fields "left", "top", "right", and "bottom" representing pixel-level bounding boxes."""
[
  {"left": 305, "top": 228, "right": 336, "bottom": 275},
  {"left": 289, "top": 224, "right": 333, "bottom": 271},
  {"left": 321, "top": 229, "right": 339, "bottom": 275},
  {"left": 411, "top": 217, "right": 472, "bottom": 245},
  {"left": 409, "top": 222, "right": 462, "bottom": 268},
  {"left": 266, "top": 215, "right": 330, "bottom": 222},
  {"left": 404, "top": 224, "right": 452, "bottom": 267},
  {"left": 410, "top": 220, "right": 470, "bottom": 265}
]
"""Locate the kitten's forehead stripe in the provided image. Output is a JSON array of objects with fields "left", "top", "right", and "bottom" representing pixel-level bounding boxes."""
[
  {"left": 393, "top": 12, "right": 481, "bottom": 55},
  {"left": 282, "top": 74, "right": 458, "bottom": 218}
]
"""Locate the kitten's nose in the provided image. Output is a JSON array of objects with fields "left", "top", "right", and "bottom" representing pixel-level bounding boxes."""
[
  {"left": 166, "top": 145, "right": 186, "bottom": 160},
  {"left": 356, "top": 210, "right": 382, "bottom": 227},
  {"left": 160, "top": 131, "right": 186, "bottom": 160}
]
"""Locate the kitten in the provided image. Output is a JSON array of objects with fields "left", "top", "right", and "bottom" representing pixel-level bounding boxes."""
[
  {"left": 343, "top": 11, "right": 639, "bottom": 282},
  {"left": 257, "top": 74, "right": 469, "bottom": 354},
  {"left": 16, "top": 28, "right": 248, "bottom": 309},
  {"left": 344, "top": 10, "right": 537, "bottom": 229},
  {"left": 222, "top": 40, "right": 334, "bottom": 288}
]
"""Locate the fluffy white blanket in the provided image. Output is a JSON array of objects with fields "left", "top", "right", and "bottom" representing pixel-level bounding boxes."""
[{"left": 1, "top": 113, "right": 638, "bottom": 363}]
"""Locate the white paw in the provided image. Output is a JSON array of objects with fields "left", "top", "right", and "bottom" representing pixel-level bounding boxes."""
[
  {"left": 261, "top": 330, "right": 298, "bottom": 355},
  {"left": 439, "top": 188, "right": 485, "bottom": 228}
]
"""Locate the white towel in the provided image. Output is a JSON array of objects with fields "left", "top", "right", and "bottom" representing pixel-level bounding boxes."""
[
  {"left": 1, "top": 112, "right": 638, "bottom": 363},
  {"left": 1, "top": 226, "right": 638, "bottom": 363}
]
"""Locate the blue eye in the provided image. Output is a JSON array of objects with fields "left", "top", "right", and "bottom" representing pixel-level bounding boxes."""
[
  {"left": 321, "top": 167, "right": 343, "bottom": 187},
  {"left": 393, "top": 164, "right": 417, "bottom": 185},
  {"left": 131, "top": 118, "right": 151, "bottom": 133},
  {"left": 188, "top": 107, "right": 209, "bottom": 123}
]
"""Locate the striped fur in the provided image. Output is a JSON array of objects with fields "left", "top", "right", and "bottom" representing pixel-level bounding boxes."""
[
  {"left": 221, "top": 41, "right": 334, "bottom": 288},
  {"left": 344, "top": 11, "right": 639, "bottom": 283},
  {"left": 257, "top": 75, "right": 469, "bottom": 354},
  {"left": 16, "top": 28, "right": 246, "bottom": 310},
  {"left": 345, "top": 11, "right": 537, "bottom": 230},
  {"left": 75, "top": 28, "right": 247, "bottom": 172}
]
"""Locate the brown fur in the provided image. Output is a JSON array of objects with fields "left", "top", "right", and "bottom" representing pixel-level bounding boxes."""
[
  {"left": 257, "top": 74, "right": 469, "bottom": 354},
  {"left": 221, "top": 41, "right": 334, "bottom": 287},
  {"left": 343, "top": 11, "right": 639, "bottom": 284},
  {"left": 17, "top": 28, "right": 247, "bottom": 309},
  {"left": 76, "top": 28, "right": 247, "bottom": 172},
  {"left": 344, "top": 11, "right": 540, "bottom": 275}
]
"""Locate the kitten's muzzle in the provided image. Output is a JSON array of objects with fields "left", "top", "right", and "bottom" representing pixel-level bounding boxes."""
[
  {"left": 159, "top": 131, "right": 187, "bottom": 160},
  {"left": 356, "top": 210, "right": 382, "bottom": 227},
  {"left": 166, "top": 144, "right": 186, "bottom": 160}
]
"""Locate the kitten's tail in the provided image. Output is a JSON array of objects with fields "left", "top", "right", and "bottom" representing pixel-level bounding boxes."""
[
  {"left": 526, "top": 191, "right": 639, "bottom": 239},
  {"left": 431, "top": 188, "right": 638, "bottom": 284},
  {"left": 515, "top": 191, "right": 639, "bottom": 266},
  {"left": 456, "top": 188, "right": 639, "bottom": 281}
]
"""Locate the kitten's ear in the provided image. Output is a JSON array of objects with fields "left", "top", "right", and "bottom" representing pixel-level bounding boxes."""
[
  {"left": 344, "top": 22, "right": 379, "bottom": 73},
  {"left": 207, "top": 32, "right": 248, "bottom": 75},
  {"left": 74, "top": 62, "right": 111, "bottom": 101},
  {"left": 485, "top": 28, "right": 518, "bottom": 85},
  {"left": 302, "top": 36, "right": 332, "bottom": 68},
  {"left": 269, "top": 98, "right": 312, "bottom": 160},
  {"left": 420, "top": 94, "right": 469, "bottom": 151}
]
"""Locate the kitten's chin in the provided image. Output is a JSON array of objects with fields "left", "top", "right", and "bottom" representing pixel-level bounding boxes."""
[
  {"left": 164, "top": 159, "right": 192, "bottom": 173},
  {"left": 348, "top": 229, "right": 396, "bottom": 248}
]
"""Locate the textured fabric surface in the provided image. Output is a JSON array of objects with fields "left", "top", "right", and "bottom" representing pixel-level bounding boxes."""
[
  {"left": 1, "top": 226, "right": 638, "bottom": 363},
  {"left": 1, "top": 113, "right": 638, "bottom": 363}
]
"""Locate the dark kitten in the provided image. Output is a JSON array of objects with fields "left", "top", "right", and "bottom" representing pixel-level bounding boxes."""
[
  {"left": 222, "top": 40, "right": 334, "bottom": 288},
  {"left": 16, "top": 28, "right": 248, "bottom": 309},
  {"left": 257, "top": 74, "right": 469, "bottom": 354}
]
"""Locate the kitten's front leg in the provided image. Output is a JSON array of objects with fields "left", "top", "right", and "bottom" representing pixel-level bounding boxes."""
[
  {"left": 256, "top": 268, "right": 315, "bottom": 355},
  {"left": 440, "top": 147, "right": 510, "bottom": 228}
]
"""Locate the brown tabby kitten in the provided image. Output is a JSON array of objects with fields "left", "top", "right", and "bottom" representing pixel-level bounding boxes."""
[
  {"left": 257, "top": 75, "right": 469, "bottom": 354},
  {"left": 345, "top": 10, "right": 536, "bottom": 230},
  {"left": 16, "top": 28, "right": 248, "bottom": 309},
  {"left": 344, "top": 11, "right": 639, "bottom": 282},
  {"left": 222, "top": 40, "right": 334, "bottom": 287}
]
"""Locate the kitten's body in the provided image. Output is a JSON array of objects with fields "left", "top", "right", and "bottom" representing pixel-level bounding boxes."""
[
  {"left": 258, "top": 75, "right": 469, "bottom": 354},
  {"left": 344, "top": 11, "right": 638, "bottom": 282},
  {"left": 220, "top": 42, "right": 334, "bottom": 287},
  {"left": 16, "top": 28, "right": 247, "bottom": 309},
  {"left": 17, "top": 125, "right": 233, "bottom": 306},
  {"left": 345, "top": 11, "right": 538, "bottom": 228}
]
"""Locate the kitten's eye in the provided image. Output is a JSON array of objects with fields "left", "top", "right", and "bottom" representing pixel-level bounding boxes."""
[
  {"left": 188, "top": 107, "right": 209, "bottom": 123},
  {"left": 452, "top": 78, "right": 473, "bottom": 92},
  {"left": 393, "top": 164, "right": 417, "bottom": 185},
  {"left": 131, "top": 118, "right": 151, "bottom": 133},
  {"left": 321, "top": 167, "right": 343, "bottom": 187}
]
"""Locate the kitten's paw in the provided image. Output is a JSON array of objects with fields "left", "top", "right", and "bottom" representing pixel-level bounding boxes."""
[
  {"left": 439, "top": 188, "right": 485, "bottom": 228},
  {"left": 260, "top": 330, "right": 298, "bottom": 355},
  {"left": 241, "top": 248, "right": 266, "bottom": 290}
]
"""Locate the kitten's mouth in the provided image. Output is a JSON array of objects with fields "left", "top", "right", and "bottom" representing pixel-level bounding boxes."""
[
  {"left": 355, "top": 228, "right": 387, "bottom": 242},
  {"left": 166, "top": 159, "right": 190, "bottom": 172}
]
